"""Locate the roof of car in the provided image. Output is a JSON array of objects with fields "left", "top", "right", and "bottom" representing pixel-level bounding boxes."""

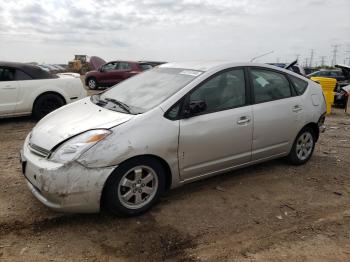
[
  {"left": 159, "top": 61, "right": 298, "bottom": 73},
  {"left": 0, "top": 61, "right": 54, "bottom": 79}
]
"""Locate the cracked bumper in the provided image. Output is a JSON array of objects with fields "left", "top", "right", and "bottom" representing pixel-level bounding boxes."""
[{"left": 21, "top": 139, "right": 115, "bottom": 213}]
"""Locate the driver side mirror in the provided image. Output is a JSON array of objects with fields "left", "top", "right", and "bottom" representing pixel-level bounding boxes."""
[{"left": 183, "top": 100, "right": 207, "bottom": 118}]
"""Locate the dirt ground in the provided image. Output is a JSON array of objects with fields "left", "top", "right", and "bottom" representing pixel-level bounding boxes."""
[{"left": 1, "top": 105, "right": 350, "bottom": 261}]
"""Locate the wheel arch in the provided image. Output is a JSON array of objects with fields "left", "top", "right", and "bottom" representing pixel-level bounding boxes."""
[
  {"left": 32, "top": 91, "right": 67, "bottom": 111},
  {"left": 100, "top": 154, "right": 173, "bottom": 208},
  {"left": 85, "top": 76, "right": 97, "bottom": 86},
  {"left": 300, "top": 122, "right": 319, "bottom": 141}
]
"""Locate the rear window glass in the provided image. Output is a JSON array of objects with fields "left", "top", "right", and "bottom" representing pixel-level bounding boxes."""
[
  {"left": 15, "top": 69, "right": 32, "bottom": 80},
  {"left": 251, "top": 69, "right": 291, "bottom": 103},
  {"left": 289, "top": 75, "right": 308, "bottom": 95},
  {"left": 139, "top": 64, "right": 153, "bottom": 71}
]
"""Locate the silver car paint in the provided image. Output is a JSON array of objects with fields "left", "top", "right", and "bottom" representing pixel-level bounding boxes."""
[
  {"left": 30, "top": 97, "right": 133, "bottom": 150},
  {"left": 178, "top": 105, "right": 253, "bottom": 180},
  {"left": 22, "top": 62, "right": 326, "bottom": 213}
]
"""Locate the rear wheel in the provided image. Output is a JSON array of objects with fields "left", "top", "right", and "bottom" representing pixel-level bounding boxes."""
[
  {"left": 103, "top": 157, "right": 165, "bottom": 217},
  {"left": 87, "top": 78, "right": 98, "bottom": 90},
  {"left": 32, "top": 93, "right": 65, "bottom": 120},
  {"left": 288, "top": 127, "right": 316, "bottom": 165}
]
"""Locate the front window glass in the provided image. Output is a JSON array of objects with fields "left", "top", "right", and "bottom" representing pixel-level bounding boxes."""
[
  {"left": 96, "top": 68, "right": 201, "bottom": 114},
  {"left": 103, "top": 62, "right": 118, "bottom": 71},
  {"left": 189, "top": 68, "right": 246, "bottom": 114},
  {"left": 251, "top": 69, "right": 291, "bottom": 103}
]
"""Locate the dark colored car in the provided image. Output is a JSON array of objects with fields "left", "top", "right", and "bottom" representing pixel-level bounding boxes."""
[
  {"left": 307, "top": 69, "right": 345, "bottom": 82},
  {"left": 85, "top": 61, "right": 153, "bottom": 89},
  {"left": 333, "top": 65, "right": 350, "bottom": 107}
]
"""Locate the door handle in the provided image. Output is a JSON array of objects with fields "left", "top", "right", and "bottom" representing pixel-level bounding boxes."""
[
  {"left": 237, "top": 116, "right": 251, "bottom": 125},
  {"left": 292, "top": 105, "right": 302, "bottom": 112}
]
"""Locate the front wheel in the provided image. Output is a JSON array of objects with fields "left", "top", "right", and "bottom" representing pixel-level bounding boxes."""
[
  {"left": 288, "top": 127, "right": 316, "bottom": 165},
  {"left": 103, "top": 157, "right": 165, "bottom": 217},
  {"left": 87, "top": 78, "right": 98, "bottom": 90}
]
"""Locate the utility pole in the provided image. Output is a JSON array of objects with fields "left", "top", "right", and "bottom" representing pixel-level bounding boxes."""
[
  {"left": 309, "top": 49, "right": 314, "bottom": 67},
  {"left": 331, "top": 44, "right": 340, "bottom": 66},
  {"left": 304, "top": 58, "right": 309, "bottom": 67},
  {"left": 295, "top": 54, "right": 300, "bottom": 62},
  {"left": 320, "top": 56, "right": 326, "bottom": 67}
]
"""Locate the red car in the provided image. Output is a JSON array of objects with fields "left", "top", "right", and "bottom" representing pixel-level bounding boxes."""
[{"left": 85, "top": 61, "right": 153, "bottom": 89}]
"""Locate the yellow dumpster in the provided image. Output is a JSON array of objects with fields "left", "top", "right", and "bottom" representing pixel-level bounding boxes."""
[{"left": 310, "top": 77, "right": 336, "bottom": 114}]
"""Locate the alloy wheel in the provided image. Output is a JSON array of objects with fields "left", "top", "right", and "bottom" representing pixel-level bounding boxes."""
[
  {"left": 117, "top": 166, "right": 158, "bottom": 209},
  {"left": 296, "top": 131, "right": 314, "bottom": 161}
]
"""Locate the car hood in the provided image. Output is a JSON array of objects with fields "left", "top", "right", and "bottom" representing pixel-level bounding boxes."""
[{"left": 30, "top": 97, "right": 133, "bottom": 150}]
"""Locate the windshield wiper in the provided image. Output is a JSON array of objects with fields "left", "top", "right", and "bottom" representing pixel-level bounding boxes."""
[{"left": 103, "top": 97, "right": 132, "bottom": 114}]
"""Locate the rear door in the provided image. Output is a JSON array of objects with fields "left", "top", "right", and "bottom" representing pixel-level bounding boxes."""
[
  {"left": 178, "top": 68, "right": 253, "bottom": 180},
  {"left": 249, "top": 67, "right": 302, "bottom": 160},
  {"left": 116, "top": 62, "right": 134, "bottom": 82},
  {"left": 0, "top": 67, "right": 19, "bottom": 116}
]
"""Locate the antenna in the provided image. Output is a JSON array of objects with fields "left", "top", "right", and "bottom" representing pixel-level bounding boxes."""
[{"left": 250, "top": 51, "right": 274, "bottom": 62}]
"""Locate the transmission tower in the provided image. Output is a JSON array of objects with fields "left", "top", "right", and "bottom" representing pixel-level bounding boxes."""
[
  {"left": 320, "top": 56, "right": 327, "bottom": 67},
  {"left": 331, "top": 44, "right": 340, "bottom": 66},
  {"left": 309, "top": 49, "right": 314, "bottom": 67},
  {"left": 346, "top": 45, "right": 350, "bottom": 66}
]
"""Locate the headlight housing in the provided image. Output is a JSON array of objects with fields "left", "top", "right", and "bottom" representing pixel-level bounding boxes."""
[{"left": 50, "top": 129, "right": 112, "bottom": 164}]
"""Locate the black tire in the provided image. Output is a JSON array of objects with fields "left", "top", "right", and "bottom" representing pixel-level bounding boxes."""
[
  {"left": 103, "top": 157, "right": 166, "bottom": 217},
  {"left": 32, "top": 93, "right": 65, "bottom": 120},
  {"left": 87, "top": 77, "right": 98, "bottom": 90},
  {"left": 288, "top": 127, "right": 316, "bottom": 165}
]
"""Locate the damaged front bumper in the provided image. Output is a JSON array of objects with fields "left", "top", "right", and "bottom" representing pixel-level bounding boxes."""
[{"left": 20, "top": 137, "right": 115, "bottom": 213}]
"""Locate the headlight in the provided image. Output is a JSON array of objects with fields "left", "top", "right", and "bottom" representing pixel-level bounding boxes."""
[{"left": 50, "top": 129, "right": 112, "bottom": 164}]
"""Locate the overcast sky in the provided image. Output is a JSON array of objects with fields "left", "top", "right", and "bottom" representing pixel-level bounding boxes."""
[{"left": 0, "top": 0, "right": 349, "bottom": 66}]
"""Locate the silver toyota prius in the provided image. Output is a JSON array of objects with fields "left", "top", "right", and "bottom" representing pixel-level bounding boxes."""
[{"left": 21, "top": 62, "right": 326, "bottom": 216}]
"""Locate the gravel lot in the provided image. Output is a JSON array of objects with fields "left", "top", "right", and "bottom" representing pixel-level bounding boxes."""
[{"left": 1, "top": 101, "right": 350, "bottom": 261}]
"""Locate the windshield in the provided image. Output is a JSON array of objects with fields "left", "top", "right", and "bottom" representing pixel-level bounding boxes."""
[
  {"left": 97, "top": 67, "right": 202, "bottom": 113},
  {"left": 308, "top": 71, "right": 320, "bottom": 77}
]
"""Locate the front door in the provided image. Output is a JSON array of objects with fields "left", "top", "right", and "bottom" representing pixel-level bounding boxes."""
[
  {"left": 0, "top": 67, "right": 19, "bottom": 116},
  {"left": 100, "top": 62, "right": 119, "bottom": 85},
  {"left": 178, "top": 68, "right": 253, "bottom": 180}
]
